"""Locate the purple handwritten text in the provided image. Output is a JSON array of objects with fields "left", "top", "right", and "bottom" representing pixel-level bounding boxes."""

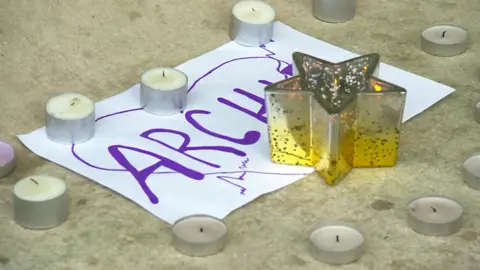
[{"left": 217, "top": 88, "right": 267, "bottom": 124}]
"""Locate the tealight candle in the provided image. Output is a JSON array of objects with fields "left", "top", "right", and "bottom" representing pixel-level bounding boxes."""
[
  {"left": 421, "top": 25, "right": 468, "bottom": 57},
  {"left": 172, "top": 215, "right": 228, "bottom": 257},
  {"left": 462, "top": 154, "right": 480, "bottom": 190},
  {"left": 309, "top": 221, "right": 364, "bottom": 265},
  {"left": 13, "top": 175, "right": 69, "bottom": 229},
  {"left": 407, "top": 195, "right": 463, "bottom": 236},
  {"left": 140, "top": 67, "right": 188, "bottom": 116},
  {"left": 312, "top": 0, "right": 356, "bottom": 23},
  {"left": 46, "top": 93, "right": 95, "bottom": 144},
  {"left": 229, "top": 0, "right": 276, "bottom": 47},
  {"left": 0, "top": 140, "right": 16, "bottom": 178}
]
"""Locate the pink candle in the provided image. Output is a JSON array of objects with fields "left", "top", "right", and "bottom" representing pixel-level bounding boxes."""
[{"left": 0, "top": 140, "right": 16, "bottom": 178}]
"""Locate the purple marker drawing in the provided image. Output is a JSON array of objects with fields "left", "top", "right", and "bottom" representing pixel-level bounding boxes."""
[
  {"left": 108, "top": 145, "right": 204, "bottom": 204},
  {"left": 186, "top": 41, "right": 290, "bottom": 93},
  {"left": 95, "top": 108, "right": 143, "bottom": 123},
  {"left": 217, "top": 88, "right": 267, "bottom": 124},
  {"left": 238, "top": 158, "right": 250, "bottom": 170},
  {"left": 258, "top": 80, "right": 273, "bottom": 86},
  {"left": 217, "top": 172, "right": 247, "bottom": 195},
  {"left": 185, "top": 109, "right": 261, "bottom": 145},
  {"left": 259, "top": 44, "right": 292, "bottom": 79},
  {"left": 71, "top": 42, "right": 307, "bottom": 203},
  {"left": 141, "top": 128, "right": 246, "bottom": 168}
]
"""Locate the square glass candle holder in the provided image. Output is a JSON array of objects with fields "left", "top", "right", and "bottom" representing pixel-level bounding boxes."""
[
  {"left": 265, "top": 52, "right": 406, "bottom": 186},
  {"left": 354, "top": 77, "right": 406, "bottom": 167}
]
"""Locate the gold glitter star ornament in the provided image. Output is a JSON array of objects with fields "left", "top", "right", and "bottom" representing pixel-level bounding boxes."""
[{"left": 265, "top": 52, "right": 406, "bottom": 186}]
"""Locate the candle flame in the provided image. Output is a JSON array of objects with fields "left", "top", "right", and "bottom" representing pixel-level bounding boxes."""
[
  {"left": 363, "top": 66, "right": 367, "bottom": 70},
  {"left": 374, "top": 85, "right": 382, "bottom": 92}
]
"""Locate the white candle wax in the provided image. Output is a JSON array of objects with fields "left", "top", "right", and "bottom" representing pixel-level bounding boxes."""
[
  {"left": 407, "top": 195, "right": 463, "bottom": 236},
  {"left": 421, "top": 25, "right": 468, "bottom": 57},
  {"left": 232, "top": 0, "right": 275, "bottom": 24},
  {"left": 172, "top": 215, "right": 228, "bottom": 257},
  {"left": 45, "top": 92, "right": 95, "bottom": 144},
  {"left": 14, "top": 176, "right": 66, "bottom": 201},
  {"left": 229, "top": 0, "right": 275, "bottom": 47},
  {"left": 13, "top": 175, "right": 69, "bottom": 229},
  {"left": 463, "top": 154, "right": 480, "bottom": 190},
  {"left": 0, "top": 140, "right": 15, "bottom": 178},
  {"left": 141, "top": 68, "right": 188, "bottom": 91},
  {"left": 46, "top": 93, "right": 94, "bottom": 120},
  {"left": 309, "top": 222, "right": 364, "bottom": 265}
]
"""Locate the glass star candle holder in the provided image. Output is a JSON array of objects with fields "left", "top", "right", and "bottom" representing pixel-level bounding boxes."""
[
  {"left": 265, "top": 52, "right": 380, "bottom": 185},
  {"left": 266, "top": 52, "right": 407, "bottom": 187}
]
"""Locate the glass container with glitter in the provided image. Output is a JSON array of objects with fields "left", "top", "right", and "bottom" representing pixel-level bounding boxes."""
[
  {"left": 354, "top": 77, "right": 406, "bottom": 167},
  {"left": 265, "top": 52, "right": 380, "bottom": 186},
  {"left": 264, "top": 77, "right": 314, "bottom": 166}
]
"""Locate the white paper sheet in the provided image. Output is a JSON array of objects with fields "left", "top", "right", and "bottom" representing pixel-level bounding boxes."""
[{"left": 18, "top": 22, "right": 454, "bottom": 224}]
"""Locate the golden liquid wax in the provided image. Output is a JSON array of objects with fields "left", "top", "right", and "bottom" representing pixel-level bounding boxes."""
[{"left": 353, "top": 128, "right": 400, "bottom": 167}]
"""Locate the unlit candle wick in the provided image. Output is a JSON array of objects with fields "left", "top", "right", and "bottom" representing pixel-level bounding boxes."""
[
  {"left": 70, "top": 97, "right": 79, "bottom": 106},
  {"left": 252, "top": 8, "right": 255, "bottom": 12},
  {"left": 30, "top": 178, "right": 39, "bottom": 185},
  {"left": 442, "top": 31, "right": 446, "bottom": 38},
  {"left": 336, "top": 235, "right": 339, "bottom": 243},
  {"left": 200, "top": 227, "right": 204, "bottom": 233},
  {"left": 162, "top": 71, "right": 165, "bottom": 77},
  {"left": 431, "top": 207, "right": 437, "bottom": 213}
]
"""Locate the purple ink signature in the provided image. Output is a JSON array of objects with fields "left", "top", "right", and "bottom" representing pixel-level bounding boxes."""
[
  {"left": 71, "top": 41, "right": 306, "bottom": 204},
  {"left": 238, "top": 158, "right": 250, "bottom": 170}
]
